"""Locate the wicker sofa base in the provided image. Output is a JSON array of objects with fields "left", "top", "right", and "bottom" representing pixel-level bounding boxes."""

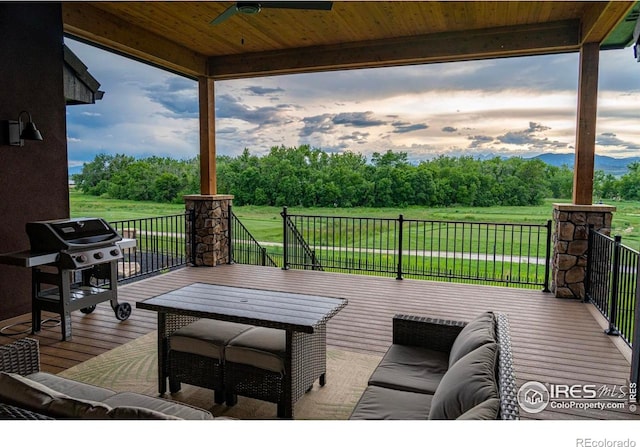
[{"left": 0, "top": 402, "right": 54, "bottom": 420}]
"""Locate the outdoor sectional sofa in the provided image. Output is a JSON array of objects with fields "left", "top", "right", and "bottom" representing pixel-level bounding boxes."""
[
  {"left": 349, "top": 311, "right": 520, "bottom": 420},
  {"left": 0, "top": 338, "right": 213, "bottom": 420}
]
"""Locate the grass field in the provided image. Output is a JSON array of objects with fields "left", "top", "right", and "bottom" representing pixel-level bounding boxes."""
[{"left": 70, "top": 189, "right": 640, "bottom": 250}]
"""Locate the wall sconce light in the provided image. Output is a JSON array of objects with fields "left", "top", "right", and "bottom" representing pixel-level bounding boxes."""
[{"left": 3, "top": 111, "right": 44, "bottom": 146}]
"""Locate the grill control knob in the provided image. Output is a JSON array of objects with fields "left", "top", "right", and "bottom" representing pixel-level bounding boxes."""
[
  {"left": 76, "top": 255, "right": 88, "bottom": 263},
  {"left": 93, "top": 252, "right": 104, "bottom": 260},
  {"left": 110, "top": 249, "right": 120, "bottom": 257}
]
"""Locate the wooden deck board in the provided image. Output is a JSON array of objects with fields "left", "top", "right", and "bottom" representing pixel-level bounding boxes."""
[{"left": 1, "top": 264, "right": 638, "bottom": 420}]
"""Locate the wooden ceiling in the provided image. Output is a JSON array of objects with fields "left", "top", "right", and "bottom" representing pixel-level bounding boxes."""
[{"left": 62, "top": 1, "right": 636, "bottom": 80}]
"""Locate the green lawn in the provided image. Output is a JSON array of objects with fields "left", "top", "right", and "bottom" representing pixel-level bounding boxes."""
[
  {"left": 69, "top": 189, "right": 640, "bottom": 250},
  {"left": 70, "top": 189, "right": 185, "bottom": 220}
]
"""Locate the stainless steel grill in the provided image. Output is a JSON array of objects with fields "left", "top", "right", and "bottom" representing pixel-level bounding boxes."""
[
  {"left": 24, "top": 218, "right": 132, "bottom": 341},
  {"left": 26, "top": 218, "right": 123, "bottom": 268}
]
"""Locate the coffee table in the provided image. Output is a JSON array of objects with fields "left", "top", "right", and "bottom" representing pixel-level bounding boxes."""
[{"left": 136, "top": 282, "right": 348, "bottom": 418}]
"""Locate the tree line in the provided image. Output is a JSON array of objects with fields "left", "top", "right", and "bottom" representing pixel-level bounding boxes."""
[{"left": 72, "top": 145, "right": 638, "bottom": 207}]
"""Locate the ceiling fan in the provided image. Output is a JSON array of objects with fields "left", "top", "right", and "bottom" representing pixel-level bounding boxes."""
[{"left": 210, "top": 2, "right": 333, "bottom": 25}]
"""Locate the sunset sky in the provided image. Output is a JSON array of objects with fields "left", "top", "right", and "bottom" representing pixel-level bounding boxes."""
[{"left": 64, "top": 37, "right": 640, "bottom": 170}]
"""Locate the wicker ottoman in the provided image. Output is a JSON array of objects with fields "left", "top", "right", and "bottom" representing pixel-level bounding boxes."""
[
  {"left": 224, "top": 325, "right": 327, "bottom": 418},
  {"left": 167, "top": 318, "right": 252, "bottom": 404}
]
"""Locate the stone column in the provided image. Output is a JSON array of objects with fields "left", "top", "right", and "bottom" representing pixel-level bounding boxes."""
[
  {"left": 552, "top": 203, "right": 615, "bottom": 299},
  {"left": 184, "top": 195, "right": 234, "bottom": 267}
]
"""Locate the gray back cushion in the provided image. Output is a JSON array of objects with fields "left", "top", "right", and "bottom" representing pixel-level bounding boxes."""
[
  {"left": 0, "top": 371, "right": 111, "bottom": 419},
  {"left": 448, "top": 311, "right": 495, "bottom": 367},
  {"left": 428, "top": 342, "right": 499, "bottom": 420}
]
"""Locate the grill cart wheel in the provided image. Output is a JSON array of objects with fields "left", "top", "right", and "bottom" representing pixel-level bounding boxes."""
[
  {"left": 114, "top": 302, "right": 132, "bottom": 321},
  {"left": 80, "top": 305, "right": 96, "bottom": 314}
]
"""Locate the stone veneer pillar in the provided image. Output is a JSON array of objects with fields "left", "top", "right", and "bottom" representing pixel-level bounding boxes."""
[
  {"left": 552, "top": 203, "right": 615, "bottom": 299},
  {"left": 184, "top": 195, "right": 234, "bottom": 267}
]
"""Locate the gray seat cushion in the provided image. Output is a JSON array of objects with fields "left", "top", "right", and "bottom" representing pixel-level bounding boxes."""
[
  {"left": 170, "top": 319, "right": 253, "bottom": 359},
  {"left": 225, "top": 327, "right": 286, "bottom": 373},
  {"left": 101, "top": 392, "right": 213, "bottom": 420},
  {"left": 350, "top": 385, "right": 433, "bottom": 420},
  {"left": 367, "top": 344, "right": 448, "bottom": 395},
  {"left": 428, "top": 342, "right": 499, "bottom": 420},
  {"left": 456, "top": 398, "right": 501, "bottom": 420},
  {"left": 448, "top": 311, "right": 496, "bottom": 367}
]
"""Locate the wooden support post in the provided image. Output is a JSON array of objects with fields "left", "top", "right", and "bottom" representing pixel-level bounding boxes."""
[
  {"left": 573, "top": 43, "right": 599, "bottom": 205},
  {"left": 198, "top": 77, "right": 216, "bottom": 195}
]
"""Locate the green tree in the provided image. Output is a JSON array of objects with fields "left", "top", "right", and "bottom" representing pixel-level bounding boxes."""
[
  {"left": 545, "top": 164, "right": 573, "bottom": 199},
  {"left": 153, "top": 172, "right": 182, "bottom": 203},
  {"left": 72, "top": 153, "right": 134, "bottom": 196},
  {"left": 593, "top": 170, "right": 618, "bottom": 200},
  {"left": 617, "top": 162, "right": 640, "bottom": 200}
]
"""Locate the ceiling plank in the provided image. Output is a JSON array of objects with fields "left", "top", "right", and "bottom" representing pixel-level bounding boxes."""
[
  {"left": 62, "top": 2, "right": 207, "bottom": 78},
  {"left": 207, "top": 20, "right": 581, "bottom": 80}
]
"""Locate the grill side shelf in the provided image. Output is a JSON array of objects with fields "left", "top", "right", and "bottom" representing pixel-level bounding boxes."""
[{"left": 0, "top": 239, "right": 136, "bottom": 268}]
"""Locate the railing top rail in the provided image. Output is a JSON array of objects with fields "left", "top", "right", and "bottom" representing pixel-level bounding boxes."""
[
  {"left": 592, "top": 229, "right": 640, "bottom": 256},
  {"left": 109, "top": 212, "right": 189, "bottom": 225},
  {"left": 284, "top": 212, "right": 549, "bottom": 228}
]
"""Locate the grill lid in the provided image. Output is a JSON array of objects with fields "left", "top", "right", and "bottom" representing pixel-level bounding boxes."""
[{"left": 26, "top": 217, "right": 122, "bottom": 253}]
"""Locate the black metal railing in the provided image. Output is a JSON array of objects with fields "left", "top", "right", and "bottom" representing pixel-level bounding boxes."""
[
  {"left": 282, "top": 207, "right": 323, "bottom": 271},
  {"left": 586, "top": 227, "right": 638, "bottom": 347},
  {"left": 108, "top": 213, "right": 190, "bottom": 282},
  {"left": 280, "top": 208, "right": 551, "bottom": 290},
  {"left": 229, "top": 207, "right": 278, "bottom": 267}
]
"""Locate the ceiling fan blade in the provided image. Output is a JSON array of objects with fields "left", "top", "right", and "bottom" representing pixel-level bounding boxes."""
[
  {"left": 210, "top": 4, "right": 240, "bottom": 25},
  {"left": 260, "top": 2, "right": 333, "bottom": 11},
  {"left": 210, "top": 1, "right": 332, "bottom": 25}
]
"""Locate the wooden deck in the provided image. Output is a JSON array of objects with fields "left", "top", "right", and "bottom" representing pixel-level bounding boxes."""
[{"left": 1, "top": 264, "right": 638, "bottom": 420}]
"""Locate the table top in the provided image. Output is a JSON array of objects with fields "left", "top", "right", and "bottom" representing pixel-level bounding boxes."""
[{"left": 136, "top": 283, "right": 348, "bottom": 333}]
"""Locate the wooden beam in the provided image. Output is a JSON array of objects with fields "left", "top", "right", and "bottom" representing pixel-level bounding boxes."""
[
  {"left": 573, "top": 43, "right": 600, "bottom": 206},
  {"left": 581, "top": 1, "right": 636, "bottom": 44},
  {"left": 62, "top": 3, "right": 207, "bottom": 78},
  {"left": 208, "top": 20, "right": 581, "bottom": 80},
  {"left": 198, "top": 77, "right": 216, "bottom": 195}
]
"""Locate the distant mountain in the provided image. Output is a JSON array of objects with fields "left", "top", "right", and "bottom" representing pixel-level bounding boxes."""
[{"left": 529, "top": 153, "right": 640, "bottom": 176}]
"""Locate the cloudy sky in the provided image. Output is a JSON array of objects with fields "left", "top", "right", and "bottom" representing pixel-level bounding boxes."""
[{"left": 64, "top": 37, "right": 640, "bottom": 170}]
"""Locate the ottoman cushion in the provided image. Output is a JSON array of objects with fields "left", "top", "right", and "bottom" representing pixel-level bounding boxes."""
[
  {"left": 170, "top": 319, "right": 253, "bottom": 359},
  {"left": 225, "top": 327, "right": 286, "bottom": 373}
]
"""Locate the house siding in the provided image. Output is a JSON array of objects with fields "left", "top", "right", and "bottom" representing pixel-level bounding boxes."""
[{"left": 0, "top": 3, "right": 68, "bottom": 319}]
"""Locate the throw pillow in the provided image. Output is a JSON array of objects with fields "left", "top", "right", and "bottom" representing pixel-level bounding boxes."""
[
  {"left": 428, "top": 342, "right": 499, "bottom": 420},
  {"left": 448, "top": 311, "right": 495, "bottom": 367}
]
